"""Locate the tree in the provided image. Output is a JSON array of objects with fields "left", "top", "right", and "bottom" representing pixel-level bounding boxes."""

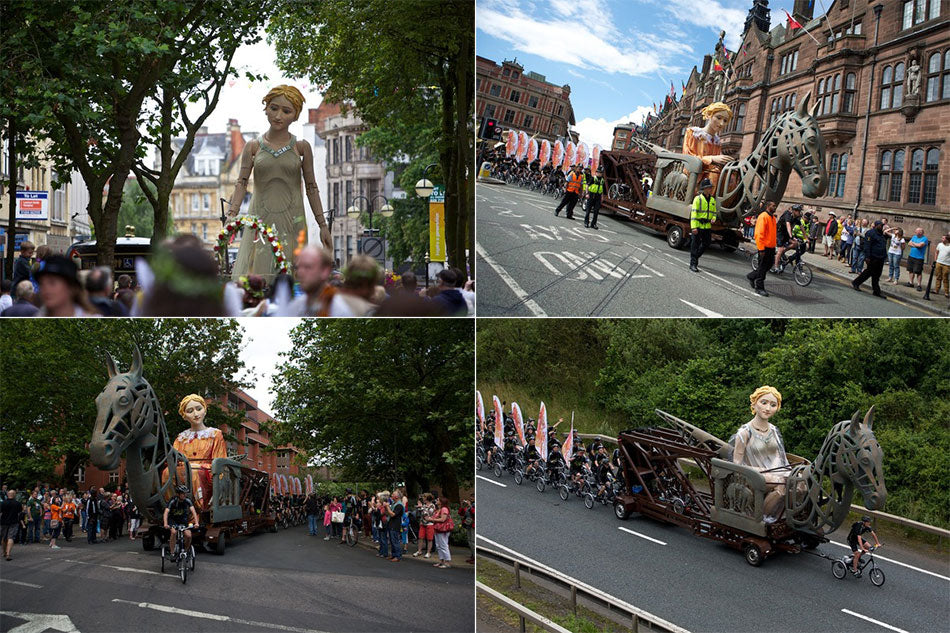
[
  {"left": 270, "top": 320, "right": 474, "bottom": 501},
  {"left": 267, "top": 0, "right": 474, "bottom": 273},
  {"left": 116, "top": 179, "right": 160, "bottom": 239},
  {"left": 0, "top": 319, "right": 248, "bottom": 488}
]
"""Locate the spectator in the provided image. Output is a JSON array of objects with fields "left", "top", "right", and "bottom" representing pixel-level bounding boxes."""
[
  {"left": 0, "top": 279, "right": 12, "bottom": 312},
  {"left": 85, "top": 488, "right": 101, "bottom": 544},
  {"left": 807, "top": 213, "right": 821, "bottom": 253},
  {"left": 86, "top": 266, "right": 129, "bottom": 316},
  {"left": 1, "top": 280, "right": 39, "bottom": 317},
  {"left": 115, "top": 288, "right": 136, "bottom": 313},
  {"left": 851, "top": 218, "right": 869, "bottom": 274},
  {"left": 127, "top": 500, "right": 141, "bottom": 540},
  {"left": 35, "top": 255, "right": 98, "bottom": 317},
  {"left": 840, "top": 217, "right": 854, "bottom": 264},
  {"left": 430, "top": 496, "right": 453, "bottom": 569},
  {"left": 453, "top": 267, "right": 474, "bottom": 315},
  {"left": 79, "top": 492, "right": 88, "bottom": 535},
  {"left": 905, "top": 228, "right": 929, "bottom": 291},
  {"left": 412, "top": 494, "right": 436, "bottom": 558},
  {"left": 1, "top": 489, "right": 22, "bottom": 560},
  {"left": 49, "top": 495, "right": 62, "bottom": 549},
  {"left": 62, "top": 494, "right": 76, "bottom": 542},
  {"left": 142, "top": 239, "right": 225, "bottom": 316},
  {"left": 375, "top": 493, "right": 390, "bottom": 558},
  {"left": 337, "top": 255, "right": 380, "bottom": 316},
  {"left": 11, "top": 241, "right": 35, "bottom": 290},
  {"left": 305, "top": 492, "right": 320, "bottom": 536},
  {"left": 239, "top": 274, "right": 267, "bottom": 316},
  {"left": 387, "top": 490, "right": 405, "bottom": 562},
  {"left": 396, "top": 271, "right": 417, "bottom": 296},
  {"left": 852, "top": 220, "right": 888, "bottom": 297},
  {"left": 934, "top": 233, "right": 950, "bottom": 302},
  {"left": 26, "top": 491, "right": 42, "bottom": 544},
  {"left": 433, "top": 269, "right": 467, "bottom": 316},
  {"left": 115, "top": 274, "right": 133, "bottom": 295},
  {"left": 329, "top": 496, "right": 342, "bottom": 539},
  {"left": 286, "top": 246, "right": 336, "bottom": 316},
  {"left": 459, "top": 495, "right": 475, "bottom": 565},
  {"left": 822, "top": 212, "right": 838, "bottom": 258},
  {"left": 884, "top": 226, "right": 906, "bottom": 284}
]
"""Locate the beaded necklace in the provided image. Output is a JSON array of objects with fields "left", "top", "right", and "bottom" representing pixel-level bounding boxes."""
[{"left": 259, "top": 134, "right": 295, "bottom": 158}]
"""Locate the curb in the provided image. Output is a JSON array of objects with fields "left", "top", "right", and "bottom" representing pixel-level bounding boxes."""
[{"left": 348, "top": 533, "right": 475, "bottom": 569}]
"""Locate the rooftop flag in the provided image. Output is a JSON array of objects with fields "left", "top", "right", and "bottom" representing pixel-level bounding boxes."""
[{"left": 784, "top": 9, "right": 803, "bottom": 29}]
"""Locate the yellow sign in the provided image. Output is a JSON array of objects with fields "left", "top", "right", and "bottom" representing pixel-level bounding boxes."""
[{"left": 429, "top": 201, "right": 446, "bottom": 262}]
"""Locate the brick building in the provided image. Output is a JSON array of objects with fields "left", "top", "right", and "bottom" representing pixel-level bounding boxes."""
[
  {"left": 476, "top": 56, "right": 577, "bottom": 143},
  {"left": 65, "top": 388, "right": 304, "bottom": 491},
  {"left": 640, "top": 0, "right": 949, "bottom": 244}
]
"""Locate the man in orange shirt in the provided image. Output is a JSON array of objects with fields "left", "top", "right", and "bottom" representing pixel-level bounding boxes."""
[
  {"left": 61, "top": 496, "right": 76, "bottom": 542},
  {"left": 747, "top": 201, "right": 777, "bottom": 297},
  {"left": 554, "top": 164, "right": 584, "bottom": 220}
]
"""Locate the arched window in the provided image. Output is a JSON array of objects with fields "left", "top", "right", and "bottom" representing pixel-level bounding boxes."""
[
  {"left": 828, "top": 153, "right": 839, "bottom": 195},
  {"left": 877, "top": 150, "right": 893, "bottom": 200},
  {"left": 880, "top": 64, "right": 904, "bottom": 109},
  {"left": 835, "top": 153, "right": 848, "bottom": 198},
  {"left": 880, "top": 66, "right": 893, "bottom": 109},
  {"left": 890, "top": 150, "right": 905, "bottom": 202},
  {"left": 907, "top": 148, "right": 925, "bottom": 203},
  {"left": 892, "top": 63, "right": 905, "bottom": 108},
  {"left": 923, "top": 147, "right": 939, "bottom": 205},
  {"left": 843, "top": 73, "right": 857, "bottom": 112},
  {"left": 925, "top": 52, "right": 942, "bottom": 102}
]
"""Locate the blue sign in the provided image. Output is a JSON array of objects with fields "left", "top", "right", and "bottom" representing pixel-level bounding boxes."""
[
  {"left": 0, "top": 227, "right": 29, "bottom": 254},
  {"left": 16, "top": 191, "right": 50, "bottom": 221}
]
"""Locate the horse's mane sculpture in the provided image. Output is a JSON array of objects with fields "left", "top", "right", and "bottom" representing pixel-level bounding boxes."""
[
  {"left": 631, "top": 93, "right": 827, "bottom": 221},
  {"left": 89, "top": 347, "right": 193, "bottom": 525}
]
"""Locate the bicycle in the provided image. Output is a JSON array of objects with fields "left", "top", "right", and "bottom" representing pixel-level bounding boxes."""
[
  {"left": 536, "top": 463, "right": 567, "bottom": 493},
  {"left": 751, "top": 240, "right": 813, "bottom": 287},
  {"left": 832, "top": 545, "right": 885, "bottom": 586},
  {"left": 514, "top": 457, "right": 545, "bottom": 486},
  {"left": 344, "top": 518, "right": 360, "bottom": 547},
  {"left": 161, "top": 523, "right": 196, "bottom": 584}
]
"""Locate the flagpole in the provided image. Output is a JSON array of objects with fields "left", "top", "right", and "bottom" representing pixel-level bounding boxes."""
[{"left": 814, "top": 0, "right": 838, "bottom": 42}]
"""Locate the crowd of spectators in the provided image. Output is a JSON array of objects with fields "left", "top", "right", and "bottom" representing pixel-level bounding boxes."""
[{"left": 0, "top": 237, "right": 474, "bottom": 318}]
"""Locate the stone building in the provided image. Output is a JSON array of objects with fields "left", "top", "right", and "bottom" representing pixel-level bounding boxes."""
[
  {"left": 476, "top": 56, "right": 577, "bottom": 143},
  {"left": 641, "top": 0, "right": 948, "bottom": 244},
  {"left": 315, "top": 105, "right": 400, "bottom": 269}
]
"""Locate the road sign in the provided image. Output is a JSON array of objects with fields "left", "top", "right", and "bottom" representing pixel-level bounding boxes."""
[
  {"left": 16, "top": 191, "right": 49, "bottom": 221},
  {"left": 429, "top": 185, "right": 446, "bottom": 262},
  {"left": 360, "top": 236, "right": 385, "bottom": 262}
]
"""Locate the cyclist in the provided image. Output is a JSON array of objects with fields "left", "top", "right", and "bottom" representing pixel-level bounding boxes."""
[
  {"left": 847, "top": 515, "right": 881, "bottom": 576},
  {"left": 773, "top": 204, "right": 798, "bottom": 272},
  {"left": 545, "top": 443, "right": 566, "bottom": 483},
  {"left": 784, "top": 205, "right": 807, "bottom": 267},
  {"left": 593, "top": 449, "right": 613, "bottom": 499},
  {"left": 569, "top": 446, "right": 590, "bottom": 488},
  {"left": 522, "top": 436, "right": 542, "bottom": 477},
  {"left": 482, "top": 420, "right": 499, "bottom": 467},
  {"left": 163, "top": 485, "right": 199, "bottom": 560}
]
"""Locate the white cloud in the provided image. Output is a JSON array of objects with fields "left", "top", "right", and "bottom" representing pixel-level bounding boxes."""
[
  {"left": 238, "top": 318, "right": 301, "bottom": 415},
  {"left": 660, "top": 0, "right": 749, "bottom": 50},
  {"left": 476, "top": 0, "right": 671, "bottom": 77},
  {"left": 574, "top": 106, "right": 653, "bottom": 148}
]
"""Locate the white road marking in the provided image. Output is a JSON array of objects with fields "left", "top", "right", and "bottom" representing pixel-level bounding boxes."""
[
  {"left": 827, "top": 541, "right": 950, "bottom": 582},
  {"left": 0, "top": 611, "right": 78, "bottom": 633},
  {"left": 64, "top": 558, "right": 161, "bottom": 576},
  {"left": 476, "top": 242, "right": 547, "bottom": 317},
  {"left": 841, "top": 609, "right": 909, "bottom": 633},
  {"left": 678, "top": 299, "right": 724, "bottom": 317},
  {"left": 111, "top": 599, "right": 330, "bottom": 633},
  {"left": 476, "top": 475, "right": 507, "bottom": 488},
  {"left": 618, "top": 526, "right": 668, "bottom": 546},
  {"left": 498, "top": 208, "right": 524, "bottom": 218},
  {"left": 0, "top": 578, "right": 43, "bottom": 588},
  {"left": 700, "top": 269, "right": 758, "bottom": 296}
]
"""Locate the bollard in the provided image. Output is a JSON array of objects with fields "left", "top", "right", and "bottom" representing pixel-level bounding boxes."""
[
  {"left": 571, "top": 585, "right": 577, "bottom": 615},
  {"left": 514, "top": 560, "right": 521, "bottom": 589},
  {"left": 632, "top": 613, "right": 640, "bottom": 633},
  {"left": 922, "top": 261, "right": 936, "bottom": 300},
  {"left": 519, "top": 615, "right": 526, "bottom": 633}
]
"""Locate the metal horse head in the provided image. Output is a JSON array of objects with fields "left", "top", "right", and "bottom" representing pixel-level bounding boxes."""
[
  {"left": 776, "top": 93, "right": 827, "bottom": 199},
  {"left": 90, "top": 347, "right": 159, "bottom": 471},
  {"left": 832, "top": 407, "right": 887, "bottom": 510}
]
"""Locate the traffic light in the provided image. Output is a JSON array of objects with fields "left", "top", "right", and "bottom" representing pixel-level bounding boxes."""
[{"left": 480, "top": 117, "right": 497, "bottom": 139}]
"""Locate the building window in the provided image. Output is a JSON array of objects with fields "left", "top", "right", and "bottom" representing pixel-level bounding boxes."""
[
  {"left": 332, "top": 138, "right": 340, "bottom": 164},
  {"left": 924, "top": 51, "right": 944, "bottom": 102},
  {"left": 510, "top": 90, "right": 520, "bottom": 103},
  {"left": 903, "top": 0, "right": 939, "bottom": 28},
  {"left": 557, "top": 105, "right": 563, "bottom": 116},
  {"left": 880, "top": 63, "right": 904, "bottom": 109},
  {"left": 345, "top": 180, "right": 353, "bottom": 210},
  {"left": 503, "top": 109, "right": 515, "bottom": 123},
  {"left": 528, "top": 95, "right": 539, "bottom": 108},
  {"left": 877, "top": 149, "right": 904, "bottom": 201},
  {"left": 345, "top": 136, "right": 353, "bottom": 161},
  {"left": 551, "top": 122, "right": 559, "bottom": 135},
  {"left": 191, "top": 222, "right": 197, "bottom": 236},
  {"left": 827, "top": 152, "right": 848, "bottom": 197},
  {"left": 489, "top": 84, "right": 501, "bottom": 97},
  {"left": 203, "top": 193, "right": 210, "bottom": 210},
  {"left": 922, "top": 147, "right": 939, "bottom": 205},
  {"left": 779, "top": 50, "right": 798, "bottom": 75},
  {"left": 485, "top": 104, "right": 496, "bottom": 118},
  {"left": 332, "top": 182, "right": 340, "bottom": 214},
  {"left": 843, "top": 73, "right": 857, "bottom": 112},
  {"left": 732, "top": 103, "right": 746, "bottom": 131},
  {"left": 346, "top": 235, "right": 354, "bottom": 257},
  {"left": 109, "top": 472, "right": 119, "bottom": 486},
  {"left": 191, "top": 194, "right": 199, "bottom": 211},
  {"left": 202, "top": 223, "right": 207, "bottom": 241},
  {"left": 523, "top": 115, "right": 533, "bottom": 129},
  {"left": 502, "top": 68, "right": 510, "bottom": 77},
  {"left": 617, "top": 131, "right": 627, "bottom": 140},
  {"left": 75, "top": 466, "right": 85, "bottom": 483},
  {"left": 907, "top": 148, "right": 925, "bottom": 203}
]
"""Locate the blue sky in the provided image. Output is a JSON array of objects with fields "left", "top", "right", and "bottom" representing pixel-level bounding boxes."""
[{"left": 477, "top": 0, "right": 809, "bottom": 147}]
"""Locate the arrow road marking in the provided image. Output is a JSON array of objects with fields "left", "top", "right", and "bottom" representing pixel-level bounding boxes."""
[
  {"left": 111, "top": 599, "right": 331, "bottom": 633},
  {"left": 476, "top": 475, "right": 507, "bottom": 488},
  {"left": 841, "top": 609, "right": 909, "bottom": 633},
  {"left": 618, "top": 526, "right": 668, "bottom": 546},
  {"left": 63, "top": 558, "right": 161, "bottom": 576},
  {"left": 0, "top": 612, "right": 79, "bottom": 633},
  {"left": 678, "top": 299, "right": 724, "bottom": 317}
]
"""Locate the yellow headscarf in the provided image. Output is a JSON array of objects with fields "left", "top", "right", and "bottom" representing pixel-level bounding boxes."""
[
  {"left": 749, "top": 385, "right": 782, "bottom": 414},
  {"left": 178, "top": 394, "right": 207, "bottom": 419},
  {"left": 701, "top": 101, "right": 733, "bottom": 122},
  {"left": 262, "top": 85, "right": 305, "bottom": 121}
]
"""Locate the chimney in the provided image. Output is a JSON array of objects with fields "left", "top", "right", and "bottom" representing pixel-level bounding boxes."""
[
  {"left": 229, "top": 118, "right": 245, "bottom": 160},
  {"left": 308, "top": 108, "right": 319, "bottom": 124}
]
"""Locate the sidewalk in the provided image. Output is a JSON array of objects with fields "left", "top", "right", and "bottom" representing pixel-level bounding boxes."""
[{"left": 354, "top": 533, "right": 475, "bottom": 569}]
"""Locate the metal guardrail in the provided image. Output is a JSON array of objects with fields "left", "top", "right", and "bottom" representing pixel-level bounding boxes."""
[
  {"left": 476, "top": 581, "right": 573, "bottom": 633},
  {"left": 478, "top": 537, "right": 691, "bottom": 633},
  {"left": 575, "top": 433, "right": 950, "bottom": 540}
]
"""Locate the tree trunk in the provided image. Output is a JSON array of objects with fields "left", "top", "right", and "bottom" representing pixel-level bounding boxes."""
[
  {"left": 439, "top": 66, "right": 460, "bottom": 268},
  {"left": 454, "top": 31, "right": 473, "bottom": 277},
  {"left": 4, "top": 117, "right": 16, "bottom": 279}
]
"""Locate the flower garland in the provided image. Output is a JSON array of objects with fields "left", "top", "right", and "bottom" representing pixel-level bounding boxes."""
[{"left": 215, "top": 215, "right": 289, "bottom": 275}]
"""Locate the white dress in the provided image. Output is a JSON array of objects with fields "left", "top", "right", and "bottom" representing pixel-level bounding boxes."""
[{"left": 735, "top": 422, "right": 789, "bottom": 484}]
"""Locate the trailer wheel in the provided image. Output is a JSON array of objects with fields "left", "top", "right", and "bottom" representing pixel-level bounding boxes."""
[
  {"left": 743, "top": 543, "right": 764, "bottom": 567},
  {"left": 558, "top": 485, "right": 569, "bottom": 501},
  {"left": 584, "top": 493, "right": 595, "bottom": 509},
  {"left": 832, "top": 560, "right": 847, "bottom": 579},
  {"left": 513, "top": 470, "right": 524, "bottom": 485},
  {"left": 667, "top": 225, "right": 686, "bottom": 249},
  {"left": 614, "top": 502, "right": 630, "bottom": 520},
  {"left": 214, "top": 534, "right": 226, "bottom": 555}
]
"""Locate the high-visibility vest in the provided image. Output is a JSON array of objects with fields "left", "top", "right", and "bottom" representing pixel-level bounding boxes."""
[
  {"left": 690, "top": 195, "right": 717, "bottom": 229},
  {"left": 792, "top": 218, "right": 807, "bottom": 240},
  {"left": 587, "top": 176, "right": 605, "bottom": 195},
  {"left": 565, "top": 172, "right": 583, "bottom": 194}
]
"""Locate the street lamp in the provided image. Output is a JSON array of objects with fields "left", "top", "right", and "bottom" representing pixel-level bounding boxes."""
[
  {"left": 424, "top": 251, "right": 430, "bottom": 288},
  {"left": 414, "top": 163, "right": 438, "bottom": 198},
  {"left": 347, "top": 194, "right": 392, "bottom": 234}
]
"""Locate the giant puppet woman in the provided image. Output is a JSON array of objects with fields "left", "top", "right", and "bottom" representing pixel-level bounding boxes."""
[
  {"left": 226, "top": 85, "right": 332, "bottom": 281},
  {"left": 732, "top": 385, "right": 790, "bottom": 522},
  {"left": 165, "top": 394, "right": 226, "bottom": 512},
  {"left": 682, "top": 101, "right": 733, "bottom": 191}
]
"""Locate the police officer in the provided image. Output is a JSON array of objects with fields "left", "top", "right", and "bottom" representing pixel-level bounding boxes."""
[
  {"left": 689, "top": 178, "right": 717, "bottom": 272},
  {"left": 584, "top": 165, "right": 606, "bottom": 229},
  {"left": 555, "top": 164, "right": 584, "bottom": 219}
]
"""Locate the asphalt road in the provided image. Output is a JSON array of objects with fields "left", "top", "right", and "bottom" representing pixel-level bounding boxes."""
[
  {"left": 0, "top": 524, "right": 473, "bottom": 633},
  {"left": 476, "top": 184, "right": 930, "bottom": 317},
  {"left": 475, "top": 470, "right": 950, "bottom": 633}
]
